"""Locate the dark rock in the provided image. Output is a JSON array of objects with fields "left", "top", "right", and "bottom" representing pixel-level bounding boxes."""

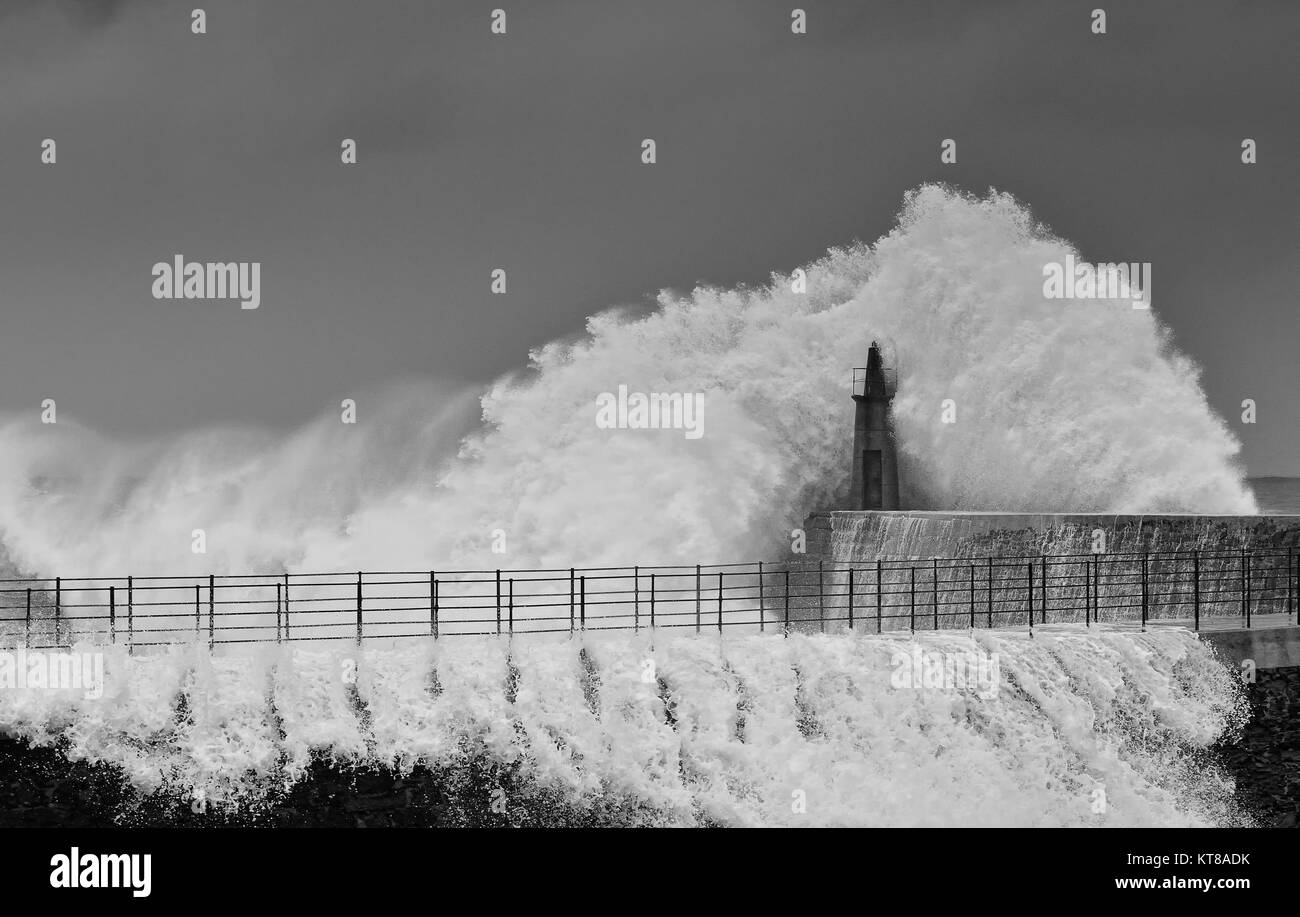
[{"left": 1214, "top": 665, "right": 1300, "bottom": 827}]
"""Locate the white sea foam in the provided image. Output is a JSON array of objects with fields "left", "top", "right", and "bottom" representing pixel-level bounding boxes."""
[
  {"left": 0, "top": 185, "right": 1254, "bottom": 584},
  {"left": 0, "top": 188, "right": 1258, "bottom": 824},
  {"left": 0, "top": 628, "right": 1249, "bottom": 826}
]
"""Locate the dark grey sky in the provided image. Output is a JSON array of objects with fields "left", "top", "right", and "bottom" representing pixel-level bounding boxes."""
[{"left": 1, "top": 0, "right": 1297, "bottom": 472}]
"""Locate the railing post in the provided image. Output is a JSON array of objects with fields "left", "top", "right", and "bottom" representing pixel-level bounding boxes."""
[
  {"left": 1026, "top": 563, "right": 1033, "bottom": 631},
  {"left": 695, "top": 565, "right": 701, "bottom": 634},
  {"left": 275, "top": 583, "right": 282, "bottom": 644},
  {"left": 650, "top": 573, "right": 656, "bottom": 629},
  {"left": 25, "top": 588, "right": 31, "bottom": 646},
  {"left": 208, "top": 574, "right": 215, "bottom": 651},
  {"left": 932, "top": 558, "right": 938, "bottom": 631},
  {"left": 1141, "top": 552, "right": 1148, "bottom": 629},
  {"left": 876, "top": 559, "right": 883, "bottom": 634},
  {"left": 909, "top": 566, "right": 916, "bottom": 633},
  {"left": 714, "top": 571, "right": 722, "bottom": 633},
  {"left": 1192, "top": 550, "right": 1200, "bottom": 631},
  {"left": 1093, "top": 553, "right": 1100, "bottom": 624},
  {"left": 283, "top": 573, "right": 290, "bottom": 642},
  {"left": 817, "top": 560, "right": 825, "bottom": 633},
  {"left": 580, "top": 575, "right": 587, "bottom": 631},
  {"left": 356, "top": 571, "right": 363, "bottom": 644},
  {"left": 54, "top": 576, "right": 61, "bottom": 647},
  {"left": 495, "top": 569, "right": 502, "bottom": 636},
  {"left": 431, "top": 572, "right": 439, "bottom": 639},
  {"left": 1237, "top": 551, "right": 1248, "bottom": 629},
  {"left": 195, "top": 584, "right": 201, "bottom": 637},
  {"left": 987, "top": 557, "right": 993, "bottom": 628},
  {"left": 1084, "top": 557, "right": 1090, "bottom": 627},
  {"left": 508, "top": 577, "right": 514, "bottom": 635},
  {"left": 634, "top": 566, "right": 640, "bottom": 634},
  {"left": 109, "top": 586, "right": 116, "bottom": 645},
  {"left": 127, "top": 575, "right": 134, "bottom": 651},
  {"left": 784, "top": 570, "right": 790, "bottom": 635},
  {"left": 1239, "top": 549, "right": 1246, "bottom": 622},
  {"left": 1041, "top": 555, "right": 1048, "bottom": 625},
  {"left": 848, "top": 568, "right": 854, "bottom": 630},
  {"left": 569, "top": 568, "right": 575, "bottom": 633},
  {"left": 969, "top": 564, "right": 975, "bottom": 629},
  {"left": 757, "top": 561, "right": 765, "bottom": 631}
]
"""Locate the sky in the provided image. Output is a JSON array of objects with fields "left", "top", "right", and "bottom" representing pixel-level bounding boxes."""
[{"left": 0, "top": 0, "right": 1297, "bottom": 473}]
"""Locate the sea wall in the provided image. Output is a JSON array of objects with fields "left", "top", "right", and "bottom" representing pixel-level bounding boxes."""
[
  {"left": 779, "top": 512, "right": 1300, "bottom": 632},
  {"left": 804, "top": 512, "right": 1300, "bottom": 562}
]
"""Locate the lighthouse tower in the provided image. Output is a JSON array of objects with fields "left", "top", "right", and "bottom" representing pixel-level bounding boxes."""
[{"left": 849, "top": 342, "right": 900, "bottom": 510}]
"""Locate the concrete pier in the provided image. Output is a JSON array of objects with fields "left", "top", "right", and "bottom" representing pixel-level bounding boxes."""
[{"left": 804, "top": 510, "right": 1300, "bottom": 561}]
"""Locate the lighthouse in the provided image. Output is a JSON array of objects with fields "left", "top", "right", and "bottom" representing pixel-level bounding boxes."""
[{"left": 849, "top": 342, "right": 900, "bottom": 510}]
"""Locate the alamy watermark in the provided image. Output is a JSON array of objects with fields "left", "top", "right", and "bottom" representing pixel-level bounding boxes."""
[
  {"left": 595, "top": 385, "right": 704, "bottom": 440},
  {"left": 1042, "top": 254, "right": 1150, "bottom": 308},
  {"left": 0, "top": 648, "right": 104, "bottom": 700},
  {"left": 152, "top": 254, "right": 261, "bottom": 309},
  {"left": 50, "top": 848, "right": 150, "bottom": 897},
  {"left": 890, "top": 647, "right": 1001, "bottom": 699}
]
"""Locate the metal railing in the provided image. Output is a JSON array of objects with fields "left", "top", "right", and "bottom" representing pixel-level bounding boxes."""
[{"left": 1, "top": 547, "right": 1296, "bottom": 650}]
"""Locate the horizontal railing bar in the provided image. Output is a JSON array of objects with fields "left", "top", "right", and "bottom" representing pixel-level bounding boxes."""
[
  {"left": 0, "top": 550, "right": 1292, "bottom": 587},
  {"left": 6, "top": 545, "right": 1292, "bottom": 649}
]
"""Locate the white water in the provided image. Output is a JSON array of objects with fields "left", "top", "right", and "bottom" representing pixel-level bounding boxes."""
[
  {"left": 0, "top": 186, "right": 1260, "bottom": 824},
  {"left": 0, "top": 629, "right": 1249, "bottom": 826},
  {"left": 0, "top": 185, "right": 1254, "bottom": 584}
]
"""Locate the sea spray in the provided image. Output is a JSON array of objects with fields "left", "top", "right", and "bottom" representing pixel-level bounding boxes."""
[
  {"left": 0, "top": 628, "right": 1252, "bottom": 827},
  {"left": 0, "top": 185, "right": 1255, "bottom": 582}
]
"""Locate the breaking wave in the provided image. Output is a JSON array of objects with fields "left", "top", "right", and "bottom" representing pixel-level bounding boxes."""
[
  {"left": 0, "top": 628, "right": 1253, "bottom": 827},
  {"left": 0, "top": 185, "right": 1255, "bottom": 580}
]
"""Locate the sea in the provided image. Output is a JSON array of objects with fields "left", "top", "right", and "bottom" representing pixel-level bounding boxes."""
[{"left": 1249, "top": 477, "right": 1300, "bottom": 514}]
